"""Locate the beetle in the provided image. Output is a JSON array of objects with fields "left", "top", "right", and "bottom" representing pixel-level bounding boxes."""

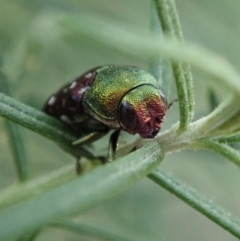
[{"left": 43, "top": 65, "right": 168, "bottom": 163}]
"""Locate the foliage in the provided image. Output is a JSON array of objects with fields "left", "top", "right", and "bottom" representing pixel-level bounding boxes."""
[{"left": 0, "top": 0, "right": 240, "bottom": 240}]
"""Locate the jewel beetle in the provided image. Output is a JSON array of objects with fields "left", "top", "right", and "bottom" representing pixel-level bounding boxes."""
[{"left": 43, "top": 65, "right": 168, "bottom": 162}]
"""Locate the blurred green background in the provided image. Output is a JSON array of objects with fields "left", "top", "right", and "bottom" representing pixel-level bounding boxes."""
[{"left": 1, "top": 0, "right": 240, "bottom": 240}]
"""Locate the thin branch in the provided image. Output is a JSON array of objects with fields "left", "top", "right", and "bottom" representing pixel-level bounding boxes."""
[
  {"left": 0, "top": 165, "right": 75, "bottom": 210},
  {"left": 0, "top": 142, "right": 163, "bottom": 241},
  {"left": 149, "top": 0, "right": 173, "bottom": 99},
  {"left": 149, "top": 1, "right": 162, "bottom": 82},
  {"left": 0, "top": 92, "right": 94, "bottom": 159},
  {"left": 214, "top": 134, "right": 240, "bottom": 144},
  {"left": 153, "top": 0, "right": 195, "bottom": 129},
  {"left": 195, "top": 138, "right": 240, "bottom": 167},
  {"left": 148, "top": 169, "right": 240, "bottom": 239},
  {"left": 51, "top": 220, "right": 151, "bottom": 241},
  {"left": 0, "top": 72, "right": 28, "bottom": 181}
]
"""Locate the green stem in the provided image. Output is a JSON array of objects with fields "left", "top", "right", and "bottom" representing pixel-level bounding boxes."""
[
  {"left": 148, "top": 169, "right": 240, "bottom": 239},
  {"left": 51, "top": 220, "right": 150, "bottom": 241},
  {"left": 0, "top": 92, "right": 94, "bottom": 159},
  {"left": 153, "top": 0, "right": 194, "bottom": 129},
  {"left": 195, "top": 138, "right": 240, "bottom": 167},
  {"left": 196, "top": 95, "right": 240, "bottom": 137},
  {"left": 0, "top": 72, "right": 28, "bottom": 181},
  {"left": 0, "top": 142, "right": 163, "bottom": 241},
  {"left": 149, "top": 0, "right": 162, "bottom": 82},
  {"left": 214, "top": 134, "right": 240, "bottom": 144},
  {"left": 4, "top": 121, "right": 28, "bottom": 181},
  {"left": 0, "top": 165, "right": 75, "bottom": 210},
  {"left": 149, "top": 0, "right": 173, "bottom": 99},
  {"left": 172, "top": 63, "right": 190, "bottom": 129}
]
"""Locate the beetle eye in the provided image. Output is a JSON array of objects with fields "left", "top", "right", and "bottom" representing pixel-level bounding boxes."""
[{"left": 118, "top": 101, "right": 139, "bottom": 131}]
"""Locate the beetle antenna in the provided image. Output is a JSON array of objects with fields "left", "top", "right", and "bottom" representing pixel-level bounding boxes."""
[{"left": 168, "top": 99, "right": 178, "bottom": 110}]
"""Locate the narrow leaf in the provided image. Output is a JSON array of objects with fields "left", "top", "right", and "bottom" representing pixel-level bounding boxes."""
[
  {"left": 196, "top": 138, "right": 240, "bottom": 167},
  {"left": 148, "top": 169, "right": 240, "bottom": 239},
  {"left": 153, "top": 0, "right": 195, "bottom": 128},
  {"left": 0, "top": 165, "right": 75, "bottom": 210},
  {"left": 0, "top": 92, "right": 94, "bottom": 158},
  {"left": 149, "top": 1, "right": 161, "bottom": 81},
  {"left": 214, "top": 135, "right": 240, "bottom": 144},
  {"left": 0, "top": 142, "right": 163, "bottom": 241},
  {"left": 0, "top": 72, "right": 28, "bottom": 181},
  {"left": 149, "top": 0, "right": 172, "bottom": 98},
  {"left": 196, "top": 95, "right": 240, "bottom": 137},
  {"left": 51, "top": 220, "right": 150, "bottom": 241}
]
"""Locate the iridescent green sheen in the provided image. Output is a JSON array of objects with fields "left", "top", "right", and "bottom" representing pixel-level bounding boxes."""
[{"left": 82, "top": 66, "right": 158, "bottom": 127}]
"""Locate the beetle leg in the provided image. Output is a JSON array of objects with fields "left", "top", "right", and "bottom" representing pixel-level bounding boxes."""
[
  {"left": 108, "top": 129, "right": 121, "bottom": 162},
  {"left": 72, "top": 131, "right": 106, "bottom": 146}
]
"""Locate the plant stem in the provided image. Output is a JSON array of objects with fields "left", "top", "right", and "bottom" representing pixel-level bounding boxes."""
[
  {"left": 214, "top": 135, "right": 240, "bottom": 144},
  {"left": 153, "top": 0, "right": 194, "bottom": 129},
  {"left": 0, "top": 165, "right": 75, "bottom": 210},
  {"left": 196, "top": 95, "right": 240, "bottom": 137},
  {"left": 196, "top": 139, "right": 240, "bottom": 167},
  {"left": 149, "top": 0, "right": 173, "bottom": 99},
  {"left": 51, "top": 220, "right": 150, "bottom": 241},
  {"left": 0, "top": 72, "right": 28, "bottom": 181},
  {"left": 148, "top": 169, "right": 240, "bottom": 239},
  {"left": 0, "top": 92, "right": 94, "bottom": 159},
  {"left": 149, "top": 0, "right": 162, "bottom": 82},
  {"left": 0, "top": 142, "right": 163, "bottom": 241}
]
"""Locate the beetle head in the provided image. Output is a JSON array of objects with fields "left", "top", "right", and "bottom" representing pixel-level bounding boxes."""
[{"left": 117, "top": 84, "right": 167, "bottom": 139}]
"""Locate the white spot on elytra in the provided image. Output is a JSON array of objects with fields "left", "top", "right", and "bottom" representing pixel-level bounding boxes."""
[
  {"left": 69, "top": 81, "right": 77, "bottom": 89},
  {"left": 63, "top": 88, "right": 68, "bottom": 93},
  {"left": 85, "top": 73, "right": 93, "bottom": 78},
  {"left": 48, "top": 95, "right": 56, "bottom": 105},
  {"left": 78, "top": 86, "right": 89, "bottom": 95},
  {"left": 60, "top": 115, "right": 71, "bottom": 124}
]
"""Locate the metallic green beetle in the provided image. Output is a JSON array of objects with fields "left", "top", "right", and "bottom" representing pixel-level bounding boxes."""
[{"left": 43, "top": 65, "right": 168, "bottom": 162}]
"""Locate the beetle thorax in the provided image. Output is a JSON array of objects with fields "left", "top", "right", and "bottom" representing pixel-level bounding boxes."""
[{"left": 82, "top": 66, "right": 159, "bottom": 128}]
